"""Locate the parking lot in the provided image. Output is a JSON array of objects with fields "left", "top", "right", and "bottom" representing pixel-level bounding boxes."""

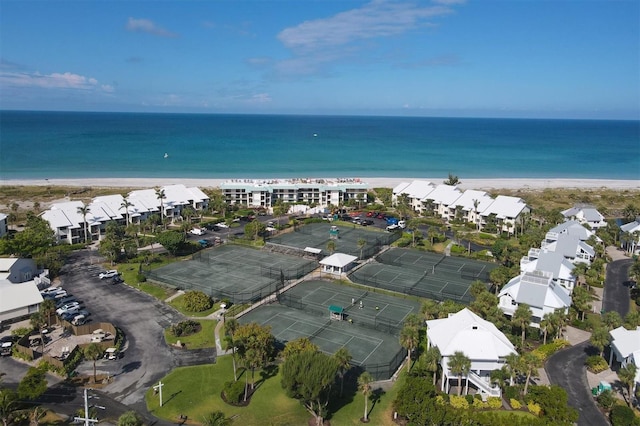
[{"left": 55, "top": 249, "right": 215, "bottom": 408}]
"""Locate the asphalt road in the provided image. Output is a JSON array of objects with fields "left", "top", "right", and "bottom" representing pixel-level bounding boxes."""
[
  {"left": 545, "top": 341, "right": 608, "bottom": 426},
  {"left": 602, "top": 258, "right": 634, "bottom": 317}
]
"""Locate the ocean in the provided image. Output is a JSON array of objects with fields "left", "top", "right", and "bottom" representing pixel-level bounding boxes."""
[{"left": 0, "top": 110, "right": 638, "bottom": 180}]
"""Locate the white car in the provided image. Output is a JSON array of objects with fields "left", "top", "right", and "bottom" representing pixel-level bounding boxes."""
[
  {"left": 99, "top": 270, "right": 119, "bottom": 280},
  {"left": 216, "top": 222, "right": 229, "bottom": 229},
  {"left": 386, "top": 224, "right": 400, "bottom": 232},
  {"left": 56, "top": 302, "right": 80, "bottom": 315},
  {"left": 190, "top": 228, "right": 205, "bottom": 235}
]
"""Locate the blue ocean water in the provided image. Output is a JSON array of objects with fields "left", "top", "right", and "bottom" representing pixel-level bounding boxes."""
[{"left": 0, "top": 110, "right": 638, "bottom": 180}]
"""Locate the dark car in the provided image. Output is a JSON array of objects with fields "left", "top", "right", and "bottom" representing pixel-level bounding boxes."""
[
  {"left": 361, "top": 219, "right": 374, "bottom": 226},
  {"left": 109, "top": 275, "right": 123, "bottom": 284}
]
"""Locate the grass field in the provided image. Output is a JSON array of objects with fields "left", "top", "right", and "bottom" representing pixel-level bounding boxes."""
[
  {"left": 145, "top": 355, "right": 402, "bottom": 426},
  {"left": 163, "top": 320, "right": 217, "bottom": 349}
]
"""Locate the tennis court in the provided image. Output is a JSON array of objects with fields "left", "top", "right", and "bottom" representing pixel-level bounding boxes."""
[
  {"left": 350, "top": 248, "right": 496, "bottom": 304},
  {"left": 240, "top": 279, "right": 420, "bottom": 379},
  {"left": 145, "top": 244, "right": 316, "bottom": 304},
  {"left": 267, "top": 222, "right": 400, "bottom": 259}
]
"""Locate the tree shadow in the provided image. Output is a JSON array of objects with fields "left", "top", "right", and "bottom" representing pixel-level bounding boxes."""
[
  {"left": 255, "top": 364, "right": 278, "bottom": 388},
  {"left": 368, "top": 387, "right": 386, "bottom": 415},
  {"left": 121, "top": 361, "right": 141, "bottom": 374}
]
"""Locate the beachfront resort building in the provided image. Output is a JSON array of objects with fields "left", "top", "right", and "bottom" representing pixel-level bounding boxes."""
[
  {"left": 497, "top": 271, "right": 572, "bottom": 327},
  {"left": 41, "top": 184, "right": 209, "bottom": 244},
  {"left": 392, "top": 180, "right": 530, "bottom": 234},
  {"left": 0, "top": 258, "right": 47, "bottom": 323},
  {"left": 520, "top": 250, "right": 577, "bottom": 293},
  {"left": 426, "top": 308, "right": 516, "bottom": 398},
  {"left": 219, "top": 178, "right": 368, "bottom": 210},
  {"left": 561, "top": 204, "right": 607, "bottom": 231}
]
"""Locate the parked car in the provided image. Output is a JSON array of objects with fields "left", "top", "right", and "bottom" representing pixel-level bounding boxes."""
[
  {"left": 0, "top": 336, "right": 15, "bottom": 356},
  {"left": 71, "top": 314, "right": 88, "bottom": 326},
  {"left": 109, "top": 275, "right": 123, "bottom": 284},
  {"left": 99, "top": 270, "right": 119, "bottom": 280},
  {"left": 361, "top": 219, "right": 374, "bottom": 226},
  {"left": 189, "top": 228, "right": 205, "bottom": 236},
  {"left": 56, "top": 302, "right": 80, "bottom": 315},
  {"left": 55, "top": 296, "right": 77, "bottom": 307},
  {"left": 386, "top": 224, "right": 400, "bottom": 232},
  {"left": 40, "top": 287, "right": 63, "bottom": 295},
  {"left": 42, "top": 289, "right": 67, "bottom": 299}
]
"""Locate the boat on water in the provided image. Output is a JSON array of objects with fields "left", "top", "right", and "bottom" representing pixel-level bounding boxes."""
[{"left": 164, "top": 153, "right": 169, "bottom": 158}]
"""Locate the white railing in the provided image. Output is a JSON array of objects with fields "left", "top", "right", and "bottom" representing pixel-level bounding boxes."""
[{"left": 467, "top": 371, "right": 501, "bottom": 397}]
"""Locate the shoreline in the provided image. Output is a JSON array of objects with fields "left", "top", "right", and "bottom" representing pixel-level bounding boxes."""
[{"left": 0, "top": 177, "right": 638, "bottom": 191}]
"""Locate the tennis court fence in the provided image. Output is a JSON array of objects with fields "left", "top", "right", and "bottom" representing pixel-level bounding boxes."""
[{"left": 359, "top": 347, "right": 407, "bottom": 381}]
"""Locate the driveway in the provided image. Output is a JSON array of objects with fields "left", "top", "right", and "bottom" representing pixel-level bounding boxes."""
[
  {"left": 602, "top": 255, "right": 633, "bottom": 317},
  {"left": 546, "top": 341, "right": 608, "bottom": 426}
]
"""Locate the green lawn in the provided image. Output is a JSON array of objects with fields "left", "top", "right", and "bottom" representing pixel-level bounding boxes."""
[
  {"left": 145, "top": 356, "right": 309, "bottom": 425},
  {"left": 169, "top": 294, "right": 221, "bottom": 317},
  {"left": 163, "top": 320, "right": 218, "bottom": 349},
  {"left": 116, "top": 260, "right": 176, "bottom": 300}
]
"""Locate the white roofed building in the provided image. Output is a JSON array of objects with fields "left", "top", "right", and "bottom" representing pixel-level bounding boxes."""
[
  {"left": 545, "top": 220, "right": 600, "bottom": 244},
  {"left": 426, "top": 308, "right": 516, "bottom": 397},
  {"left": 562, "top": 204, "right": 607, "bottom": 231},
  {"left": 421, "top": 184, "right": 463, "bottom": 220},
  {"left": 520, "top": 250, "right": 577, "bottom": 293},
  {"left": 609, "top": 326, "right": 640, "bottom": 394},
  {"left": 41, "top": 201, "right": 100, "bottom": 244},
  {"left": 541, "top": 234, "right": 595, "bottom": 266},
  {"left": 498, "top": 271, "right": 572, "bottom": 327},
  {"left": 480, "top": 195, "right": 530, "bottom": 235},
  {"left": 392, "top": 180, "right": 436, "bottom": 214},
  {"left": 319, "top": 253, "right": 358, "bottom": 276},
  {"left": 448, "top": 189, "right": 495, "bottom": 228},
  {"left": 620, "top": 217, "right": 640, "bottom": 255},
  {"left": 0, "top": 258, "right": 47, "bottom": 323}
]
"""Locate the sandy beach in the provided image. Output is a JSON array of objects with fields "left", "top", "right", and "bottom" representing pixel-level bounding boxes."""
[{"left": 0, "top": 177, "right": 638, "bottom": 191}]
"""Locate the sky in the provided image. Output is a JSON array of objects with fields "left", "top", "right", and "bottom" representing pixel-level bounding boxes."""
[{"left": 1, "top": 0, "right": 639, "bottom": 119}]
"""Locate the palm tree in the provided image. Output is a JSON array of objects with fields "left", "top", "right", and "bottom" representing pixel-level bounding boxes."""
[
  {"left": 399, "top": 326, "right": 419, "bottom": 372},
  {"left": 424, "top": 346, "right": 441, "bottom": 386},
  {"left": 472, "top": 199, "right": 480, "bottom": 230},
  {"left": 0, "top": 388, "right": 18, "bottom": 426},
  {"left": 522, "top": 352, "right": 542, "bottom": 395},
  {"left": 40, "top": 298, "right": 56, "bottom": 327},
  {"left": 358, "top": 371, "right": 373, "bottom": 422},
  {"left": 357, "top": 238, "right": 367, "bottom": 260},
  {"left": 77, "top": 205, "right": 91, "bottom": 243},
  {"left": 512, "top": 303, "right": 532, "bottom": 346},
  {"left": 334, "top": 347, "right": 352, "bottom": 397},
  {"left": 30, "top": 311, "right": 47, "bottom": 354},
  {"left": 117, "top": 411, "right": 143, "bottom": 426},
  {"left": 155, "top": 187, "right": 166, "bottom": 227},
  {"left": 84, "top": 343, "right": 103, "bottom": 383},
  {"left": 120, "top": 199, "right": 134, "bottom": 225},
  {"left": 224, "top": 318, "right": 239, "bottom": 381},
  {"left": 504, "top": 352, "right": 521, "bottom": 386},
  {"left": 618, "top": 363, "right": 637, "bottom": 407},
  {"left": 421, "top": 299, "right": 440, "bottom": 320},
  {"left": 29, "top": 406, "right": 47, "bottom": 426},
  {"left": 540, "top": 312, "right": 553, "bottom": 345},
  {"left": 590, "top": 326, "right": 610, "bottom": 357},
  {"left": 448, "top": 351, "right": 471, "bottom": 395}
]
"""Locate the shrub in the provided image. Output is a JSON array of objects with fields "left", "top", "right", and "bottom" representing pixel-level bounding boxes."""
[
  {"left": 222, "top": 380, "right": 245, "bottom": 404},
  {"left": 449, "top": 395, "right": 469, "bottom": 409},
  {"left": 510, "top": 399, "right": 522, "bottom": 409},
  {"left": 435, "top": 395, "right": 446, "bottom": 406},
  {"left": 169, "top": 320, "right": 201, "bottom": 337},
  {"left": 532, "top": 340, "right": 570, "bottom": 360},
  {"left": 586, "top": 355, "right": 609, "bottom": 373},
  {"left": 464, "top": 394, "right": 474, "bottom": 404},
  {"left": 182, "top": 290, "right": 213, "bottom": 312},
  {"left": 504, "top": 386, "right": 519, "bottom": 400},
  {"left": 596, "top": 389, "right": 615, "bottom": 410},
  {"left": 610, "top": 405, "right": 636, "bottom": 426},
  {"left": 472, "top": 398, "right": 486, "bottom": 409},
  {"left": 136, "top": 273, "right": 146, "bottom": 283},
  {"left": 527, "top": 401, "right": 542, "bottom": 416},
  {"left": 486, "top": 397, "right": 502, "bottom": 409}
]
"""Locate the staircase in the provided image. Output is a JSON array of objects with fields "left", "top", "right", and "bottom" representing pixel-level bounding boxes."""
[{"left": 467, "top": 371, "right": 501, "bottom": 399}]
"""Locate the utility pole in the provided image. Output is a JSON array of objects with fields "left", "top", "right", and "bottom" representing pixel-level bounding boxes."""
[
  {"left": 153, "top": 380, "right": 164, "bottom": 407},
  {"left": 74, "top": 389, "right": 99, "bottom": 426}
]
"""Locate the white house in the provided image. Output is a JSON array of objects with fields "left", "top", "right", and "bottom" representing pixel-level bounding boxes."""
[
  {"left": 609, "top": 326, "right": 640, "bottom": 394},
  {"left": 545, "top": 220, "right": 599, "bottom": 244},
  {"left": 0, "top": 258, "right": 46, "bottom": 323},
  {"left": 541, "top": 234, "right": 595, "bottom": 266},
  {"left": 392, "top": 180, "right": 436, "bottom": 214},
  {"left": 620, "top": 217, "right": 640, "bottom": 255},
  {"left": 480, "top": 195, "right": 530, "bottom": 235},
  {"left": 562, "top": 204, "right": 607, "bottom": 231},
  {"left": 498, "top": 271, "right": 572, "bottom": 327},
  {"left": 0, "top": 213, "right": 7, "bottom": 238},
  {"left": 520, "top": 250, "right": 577, "bottom": 293},
  {"left": 41, "top": 201, "right": 99, "bottom": 244},
  {"left": 448, "top": 190, "right": 494, "bottom": 227},
  {"left": 426, "top": 308, "right": 516, "bottom": 397},
  {"left": 421, "top": 184, "right": 463, "bottom": 220},
  {"left": 319, "top": 253, "right": 358, "bottom": 276}
]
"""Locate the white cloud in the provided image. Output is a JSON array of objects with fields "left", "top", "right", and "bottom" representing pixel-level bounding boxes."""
[
  {"left": 0, "top": 71, "right": 113, "bottom": 92},
  {"left": 126, "top": 17, "right": 178, "bottom": 38},
  {"left": 277, "top": 1, "right": 452, "bottom": 54}
]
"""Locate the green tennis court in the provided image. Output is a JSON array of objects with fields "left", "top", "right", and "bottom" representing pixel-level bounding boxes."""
[
  {"left": 145, "top": 244, "right": 316, "bottom": 304},
  {"left": 267, "top": 222, "right": 399, "bottom": 259}
]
